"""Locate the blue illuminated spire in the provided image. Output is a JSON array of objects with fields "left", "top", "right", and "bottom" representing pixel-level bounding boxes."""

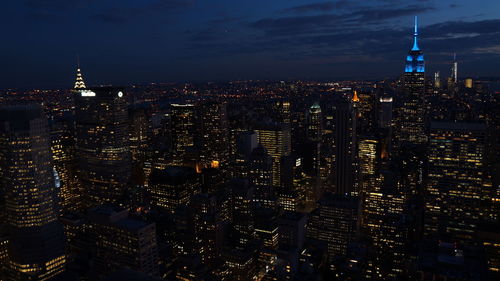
[{"left": 412, "top": 16, "right": 420, "bottom": 51}]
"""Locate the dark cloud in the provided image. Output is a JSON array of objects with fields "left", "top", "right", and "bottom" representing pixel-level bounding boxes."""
[
  {"left": 279, "top": 1, "right": 352, "bottom": 14},
  {"left": 24, "top": 0, "right": 88, "bottom": 11},
  {"left": 250, "top": 4, "right": 433, "bottom": 36},
  {"left": 92, "top": 0, "right": 195, "bottom": 24}
]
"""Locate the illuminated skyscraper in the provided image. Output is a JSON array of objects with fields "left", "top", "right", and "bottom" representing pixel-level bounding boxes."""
[
  {"left": 255, "top": 124, "right": 291, "bottom": 189},
  {"left": 397, "top": 16, "right": 427, "bottom": 145},
  {"left": 49, "top": 115, "right": 81, "bottom": 212},
  {"left": 307, "top": 103, "right": 322, "bottom": 142},
  {"left": 74, "top": 65, "right": 86, "bottom": 90},
  {"left": 248, "top": 145, "right": 276, "bottom": 209},
  {"left": 332, "top": 99, "right": 357, "bottom": 196},
  {"left": 199, "top": 101, "right": 229, "bottom": 168},
  {"left": 148, "top": 166, "right": 200, "bottom": 213},
  {"left": 87, "top": 206, "right": 159, "bottom": 278},
  {"left": 452, "top": 53, "right": 458, "bottom": 83},
  {"left": 74, "top": 87, "right": 132, "bottom": 208},
  {"left": 170, "top": 103, "right": 197, "bottom": 160},
  {"left": 434, "top": 71, "right": 441, "bottom": 88},
  {"left": 425, "top": 121, "right": 490, "bottom": 244},
  {"left": 0, "top": 105, "right": 66, "bottom": 280},
  {"left": 230, "top": 179, "right": 255, "bottom": 248},
  {"left": 362, "top": 171, "right": 408, "bottom": 279},
  {"left": 306, "top": 193, "right": 358, "bottom": 259}
]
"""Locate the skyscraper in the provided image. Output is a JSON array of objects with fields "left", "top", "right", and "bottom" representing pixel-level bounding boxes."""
[
  {"left": 425, "top": 121, "right": 490, "bottom": 244},
  {"left": 199, "top": 101, "right": 230, "bottom": 168},
  {"left": 397, "top": 16, "right": 427, "bottom": 145},
  {"left": 87, "top": 206, "right": 159, "bottom": 278},
  {"left": 148, "top": 166, "right": 200, "bottom": 213},
  {"left": 306, "top": 193, "right": 358, "bottom": 259},
  {"left": 74, "top": 87, "right": 132, "bottom": 208},
  {"left": 332, "top": 99, "right": 357, "bottom": 196},
  {"left": 0, "top": 105, "right": 66, "bottom": 280},
  {"left": 74, "top": 65, "right": 86, "bottom": 90},
  {"left": 248, "top": 145, "right": 276, "bottom": 209},
  {"left": 255, "top": 124, "right": 292, "bottom": 189},
  {"left": 170, "top": 103, "right": 197, "bottom": 161}
]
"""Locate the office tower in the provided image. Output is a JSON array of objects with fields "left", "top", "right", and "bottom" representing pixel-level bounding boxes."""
[
  {"left": 222, "top": 247, "right": 258, "bottom": 281},
  {"left": 332, "top": 99, "right": 357, "bottom": 196},
  {"left": 358, "top": 135, "right": 381, "bottom": 194},
  {"left": 230, "top": 131, "right": 258, "bottom": 180},
  {"left": 249, "top": 145, "right": 276, "bottom": 209},
  {"left": 74, "top": 87, "right": 132, "bottom": 208},
  {"left": 398, "top": 16, "right": 427, "bottom": 145},
  {"left": 307, "top": 103, "right": 322, "bottom": 142},
  {"left": 362, "top": 171, "right": 408, "bottom": 279},
  {"left": 254, "top": 208, "right": 279, "bottom": 251},
  {"left": 434, "top": 71, "right": 441, "bottom": 88},
  {"left": 452, "top": 53, "right": 458, "bottom": 83},
  {"left": 255, "top": 124, "right": 291, "bottom": 189},
  {"left": 189, "top": 193, "right": 225, "bottom": 265},
  {"left": 129, "top": 108, "right": 150, "bottom": 163},
  {"left": 0, "top": 105, "right": 66, "bottom": 280},
  {"left": 275, "top": 100, "right": 291, "bottom": 125},
  {"left": 87, "top": 206, "right": 159, "bottom": 278},
  {"left": 170, "top": 103, "right": 196, "bottom": 159},
  {"left": 425, "top": 121, "right": 490, "bottom": 244},
  {"left": 306, "top": 193, "right": 359, "bottom": 259},
  {"left": 230, "top": 179, "right": 255, "bottom": 248},
  {"left": 478, "top": 223, "right": 500, "bottom": 280},
  {"left": 199, "top": 101, "right": 230, "bottom": 168},
  {"left": 378, "top": 96, "right": 393, "bottom": 129},
  {"left": 49, "top": 115, "right": 81, "bottom": 212},
  {"left": 465, "top": 78, "right": 473, "bottom": 89},
  {"left": 277, "top": 211, "right": 307, "bottom": 251},
  {"left": 148, "top": 166, "right": 200, "bottom": 213},
  {"left": 355, "top": 90, "right": 377, "bottom": 135}
]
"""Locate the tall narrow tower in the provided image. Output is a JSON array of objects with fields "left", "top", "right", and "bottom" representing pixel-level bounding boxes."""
[
  {"left": 452, "top": 53, "right": 458, "bottom": 83},
  {"left": 397, "top": 16, "right": 427, "bottom": 146}
]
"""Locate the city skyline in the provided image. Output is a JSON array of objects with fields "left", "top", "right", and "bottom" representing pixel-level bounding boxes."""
[
  {"left": 1, "top": 0, "right": 500, "bottom": 88},
  {"left": 0, "top": 2, "right": 499, "bottom": 281}
]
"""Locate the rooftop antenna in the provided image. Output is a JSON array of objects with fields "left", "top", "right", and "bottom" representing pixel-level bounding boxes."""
[{"left": 412, "top": 16, "right": 420, "bottom": 51}]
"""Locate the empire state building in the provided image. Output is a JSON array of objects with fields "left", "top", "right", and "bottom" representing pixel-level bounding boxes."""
[{"left": 397, "top": 16, "right": 427, "bottom": 146}]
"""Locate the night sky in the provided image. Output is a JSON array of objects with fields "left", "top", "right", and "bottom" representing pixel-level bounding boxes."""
[{"left": 2, "top": 0, "right": 500, "bottom": 89}]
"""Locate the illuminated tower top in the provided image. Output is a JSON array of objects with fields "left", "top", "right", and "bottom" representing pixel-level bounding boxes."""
[
  {"left": 412, "top": 16, "right": 419, "bottom": 51},
  {"left": 405, "top": 16, "right": 424, "bottom": 73},
  {"left": 74, "top": 59, "right": 86, "bottom": 89}
]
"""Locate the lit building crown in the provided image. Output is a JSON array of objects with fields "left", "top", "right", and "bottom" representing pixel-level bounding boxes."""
[
  {"left": 404, "top": 16, "right": 425, "bottom": 73},
  {"left": 74, "top": 67, "right": 86, "bottom": 89}
]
